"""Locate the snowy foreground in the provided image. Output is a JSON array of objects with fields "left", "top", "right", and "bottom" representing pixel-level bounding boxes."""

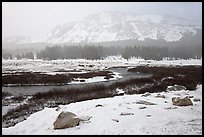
[{"left": 2, "top": 85, "right": 202, "bottom": 135}]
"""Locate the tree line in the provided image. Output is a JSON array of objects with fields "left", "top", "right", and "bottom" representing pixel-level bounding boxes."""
[
  {"left": 2, "top": 44, "right": 202, "bottom": 60},
  {"left": 2, "top": 51, "right": 34, "bottom": 60}
]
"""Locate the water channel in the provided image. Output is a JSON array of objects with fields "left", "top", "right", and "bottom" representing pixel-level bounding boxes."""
[{"left": 2, "top": 67, "right": 152, "bottom": 96}]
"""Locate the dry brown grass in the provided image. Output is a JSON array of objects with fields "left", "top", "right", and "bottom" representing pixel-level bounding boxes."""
[
  {"left": 128, "top": 65, "right": 202, "bottom": 91},
  {"left": 2, "top": 91, "right": 12, "bottom": 99},
  {"left": 2, "top": 71, "right": 114, "bottom": 86}
]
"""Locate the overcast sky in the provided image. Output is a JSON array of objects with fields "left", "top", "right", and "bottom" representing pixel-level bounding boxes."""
[{"left": 2, "top": 2, "right": 202, "bottom": 38}]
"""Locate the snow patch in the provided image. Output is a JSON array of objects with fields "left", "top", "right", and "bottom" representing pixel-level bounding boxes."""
[{"left": 2, "top": 85, "right": 202, "bottom": 135}]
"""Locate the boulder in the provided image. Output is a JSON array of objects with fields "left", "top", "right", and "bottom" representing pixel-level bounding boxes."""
[
  {"left": 172, "top": 96, "right": 193, "bottom": 106},
  {"left": 53, "top": 111, "right": 80, "bottom": 130},
  {"left": 134, "top": 100, "right": 157, "bottom": 105}
]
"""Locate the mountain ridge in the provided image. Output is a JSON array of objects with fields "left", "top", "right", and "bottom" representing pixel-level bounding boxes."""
[{"left": 3, "top": 11, "right": 202, "bottom": 45}]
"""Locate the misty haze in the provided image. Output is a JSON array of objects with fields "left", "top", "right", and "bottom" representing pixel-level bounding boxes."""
[{"left": 2, "top": 2, "right": 202, "bottom": 135}]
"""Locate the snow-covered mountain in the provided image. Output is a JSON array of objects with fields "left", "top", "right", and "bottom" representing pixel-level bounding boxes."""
[{"left": 3, "top": 11, "right": 202, "bottom": 45}]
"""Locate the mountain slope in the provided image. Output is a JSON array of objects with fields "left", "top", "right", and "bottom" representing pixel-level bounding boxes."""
[{"left": 3, "top": 11, "right": 201, "bottom": 45}]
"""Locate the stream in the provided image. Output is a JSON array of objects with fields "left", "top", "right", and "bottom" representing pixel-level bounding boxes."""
[{"left": 2, "top": 67, "right": 152, "bottom": 96}]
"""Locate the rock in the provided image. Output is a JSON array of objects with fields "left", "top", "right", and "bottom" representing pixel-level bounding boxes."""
[
  {"left": 95, "top": 104, "right": 103, "bottom": 107},
  {"left": 120, "top": 112, "right": 134, "bottom": 116},
  {"left": 56, "top": 106, "right": 61, "bottom": 111},
  {"left": 155, "top": 94, "right": 166, "bottom": 99},
  {"left": 141, "top": 92, "right": 151, "bottom": 97},
  {"left": 134, "top": 100, "right": 157, "bottom": 105},
  {"left": 167, "top": 85, "right": 186, "bottom": 91},
  {"left": 88, "top": 65, "right": 94, "bottom": 67},
  {"left": 139, "top": 106, "right": 147, "bottom": 109},
  {"left": 172, "top": 97, "right": 180, "bottom": 105},
  {"left": 187, "top": 95, "right": 194, "bottom": 98},
  {"left": 53, "top": 111, "right": 80, "bottom": 130},
  {"left": 112, "top": 119, "right": 119, "bottom": 122},
  {"left": 193, "top": 98, "right": 201, "bottom": 102},
  {"left": 80, "top": 79, "right": 85, "bottom": 82},
  {"left": 172, "top": 96, "right": 193, "bottom": 106},
  {"left": 146, "top": 114, "right": 151, "bottom": 117}
]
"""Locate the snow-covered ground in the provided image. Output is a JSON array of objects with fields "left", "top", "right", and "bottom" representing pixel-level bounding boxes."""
[
  {"left": 2, "top": 56, "right": 202, "bottom": 75},
  {"left": 2, "top": 85, "right": 202, "bottom": 135},
  {"left": 2, "top": 57, "right": 202, "bottom": 134}
]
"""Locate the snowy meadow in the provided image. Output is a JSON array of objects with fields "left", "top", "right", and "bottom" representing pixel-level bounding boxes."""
[{"left": 2, "top": 57, "right": 202, "bottom": 135}]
